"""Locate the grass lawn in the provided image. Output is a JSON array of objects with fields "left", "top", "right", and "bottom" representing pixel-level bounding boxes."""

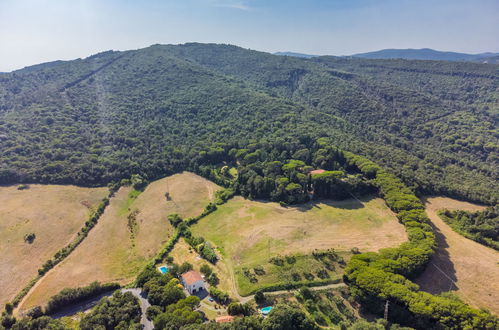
[
  {"left": 191, "top": 195, "right": 406, "bottom": 296},
  {"left": 18, "top": 172, "right": 220, "bottom": 312}
]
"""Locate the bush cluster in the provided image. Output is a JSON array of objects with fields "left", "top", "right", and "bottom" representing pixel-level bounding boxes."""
[{"left": 208, "top": 287, "right": 230, "bottom": 305}]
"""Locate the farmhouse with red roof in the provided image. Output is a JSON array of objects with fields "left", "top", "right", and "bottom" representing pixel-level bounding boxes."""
[{"left": 180, "top": 270, "right": 206, "bottom": 294}]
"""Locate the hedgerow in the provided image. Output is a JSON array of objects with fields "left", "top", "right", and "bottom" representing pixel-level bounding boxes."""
[
  {"left": 244, "top": 278, "right": 342, "bottom": 296},
  {"left": 44, "top": 282, "right": 120, "bottom": 315},
  {"left": 343, "top": 152, "right": 497, "bottom": 329}
]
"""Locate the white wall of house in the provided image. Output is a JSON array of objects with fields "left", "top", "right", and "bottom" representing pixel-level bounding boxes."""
[{"left": 184, "top": 279, "right": 205, "bottom": 294}]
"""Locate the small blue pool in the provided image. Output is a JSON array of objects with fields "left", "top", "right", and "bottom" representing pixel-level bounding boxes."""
[
  {"left": 261, "top": 306, "right": 273, "bottom": 315},
  {"left": 158, "top": 266, "right": 169, "bottom": 274}
]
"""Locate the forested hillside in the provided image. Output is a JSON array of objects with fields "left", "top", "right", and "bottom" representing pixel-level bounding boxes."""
[
  {"left": 351, "top": 48, "right": 499, "bottom": 62},
  {"left": 0, "top": 43, "right": 497, "bottom": 204}
]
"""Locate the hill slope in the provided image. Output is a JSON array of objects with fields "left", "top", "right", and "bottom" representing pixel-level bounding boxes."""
[
  {"left": 0, "top": 185, "right": 107, "bottom": 308},
  {"left": 274, "top": 51, "right": 318, "bottom": 58},
  {"left": 18, "top": 172, "right": 219, "bottom": 312},
  {"left": 0, "top": 43, "right": 497, "bottom": 203},
  {"left": 352, "top": 48, "right": 499, "bottom": 62}
]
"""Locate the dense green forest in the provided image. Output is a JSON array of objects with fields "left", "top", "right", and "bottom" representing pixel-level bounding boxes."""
[
  {"left": 439, "top": 206, "right": 499, "bottom": 250},
  {"left": 0, "top": 43, "right": 497, "bottom": 204}
]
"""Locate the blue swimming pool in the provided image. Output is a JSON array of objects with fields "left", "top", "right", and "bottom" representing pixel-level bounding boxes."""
[
  {"left": 158, "top": 266, "right": 169, "bottom": 274},
  {"left": 261, "top": 306, "right": 273, "bottom": 315}
]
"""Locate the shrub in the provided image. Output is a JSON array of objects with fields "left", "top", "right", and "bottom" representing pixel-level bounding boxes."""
[
  {"left": 179, "top": 262, "right": 193, "bottom": 274},
  {"left": 26, "top": 306, "right": 43, "bottom": 319},
  {"left": 168, "top": 214, "right": 183, "bottom": 227},
  {"left": 207, "top": 273, "right": 219, "bottom": 286},
  {"left": 227, "top": 302, "right": 254, "bottom": 316},
  {"left": 303, "top": 272, "right": 315, "bottom": 281},
  {"left": 209, "top": 288, "right": 230, "bottom": 305},
  {"left": 254, "top": 291, "right": 266, "bottom": 304},
  {"left": 269, "top": 256, "right": 284, "bottom": 266},
  {"left": 254, "top": 266, "right": 265, "bottom": 275},
  {"left": 200, "top": 264, "right": 213, "bottom": 277},
  {"left": 200, "top": 242, "right": 218, "bottom": 263},
  {"left": 23, "top": 233, "right": 36, "bottom": 244},
  {"left": 317, "top": 269, "right": 330, "bottom": 279}
]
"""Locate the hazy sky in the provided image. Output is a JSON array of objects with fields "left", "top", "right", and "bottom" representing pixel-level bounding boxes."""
[{"left": 1, "top": 0, "right": 498, "bottom": 71}]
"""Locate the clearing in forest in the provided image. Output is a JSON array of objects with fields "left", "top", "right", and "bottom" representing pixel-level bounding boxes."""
[
  {"left": 191, "top": 195, "right": 407, "bottom": 295},
  {"left": 0, "top": 185, "right": 108, "bottom": 308},
  {"left": 18, "top": 172, "right": 219, "bottom": 311},
  {"left": 416, "top": 196, "right": 499, "bottom": 314}
]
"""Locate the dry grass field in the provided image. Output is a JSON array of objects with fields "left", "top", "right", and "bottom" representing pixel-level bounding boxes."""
[
  {"left": 192, "top": 195, "right": 407, "bottom": 295},
  {"left": 416, "top": 197, "right": 499, "bottom": 314},
  {"left": 0, "top": 185, "right": 108, "bottom": 308},
  {"left": 18, "top": 172, "right": 219, "bottom": 311}
]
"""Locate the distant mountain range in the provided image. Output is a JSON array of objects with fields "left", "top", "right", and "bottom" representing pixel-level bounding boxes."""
[
  {"left": 273, "top": 51, "right": 318, "bottom": 58},
  {"left": 352, "top": 48, "right": 499, "bottom": 63},
  {"left": 276, "top": 48, "right": 499, "bottom": 63}
]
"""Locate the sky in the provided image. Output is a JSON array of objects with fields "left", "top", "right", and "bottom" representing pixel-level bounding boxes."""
[{"left": 0, "top": 0, "right": 498, "bottom": 72}]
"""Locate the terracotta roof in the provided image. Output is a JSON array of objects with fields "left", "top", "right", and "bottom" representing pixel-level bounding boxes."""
[
  {"left": 181, "top": 270, "right": 203, "bottom": 285},
  {"left": 310, "top": 169, "right": 326, "bottom": 175},
  {"left": 216, "top": 315, "right": 235, "bottom": 323}
]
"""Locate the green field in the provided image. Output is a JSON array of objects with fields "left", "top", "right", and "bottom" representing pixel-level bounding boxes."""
[
  {"left": 192, "top": 195, "right": 406, "bottom": 295},
  {"left": 235, "top": 251, "right": 347, "bottom": 295}
]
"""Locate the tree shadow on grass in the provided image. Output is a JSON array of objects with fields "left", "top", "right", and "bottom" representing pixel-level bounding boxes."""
[
  {"left": 281, "top": 195, "right": 372, "bottom": 213},
  {"left": 415, "top": 220, "right": 458, "bottom": 294}
]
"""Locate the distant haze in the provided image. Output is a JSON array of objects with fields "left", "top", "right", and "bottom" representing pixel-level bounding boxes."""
[
  {"left": 1, "top": 0, "right": 498, "bottom": 71},
  {"left": 274, "top": 48, "right": 499, "bottom": 63}
]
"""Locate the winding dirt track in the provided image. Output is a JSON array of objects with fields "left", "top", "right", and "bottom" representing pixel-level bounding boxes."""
[{"left": 416, "top": 197, "right": 499, "bottom": 314}]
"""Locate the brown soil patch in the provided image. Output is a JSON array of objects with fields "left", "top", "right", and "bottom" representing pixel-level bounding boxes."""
[
  {"left": 416, "top": 196, "right": 498, "bottom": 314},
  {"left": 0, "top": 185, "right": 107, "bottom": 308}
]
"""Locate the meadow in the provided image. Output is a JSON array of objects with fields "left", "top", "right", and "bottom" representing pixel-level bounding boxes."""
[
  {"left": 0, "top": 185, "right": 108, "bottom": 308},
  {"left": 416, "top": 197, "right": 499, "bottom": 314},
  {"left": 17, "top": 172, "right": 219, "bottom": 312},
  {"left": 192, "top": 195, "right": 407, "bottom": 295}
]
